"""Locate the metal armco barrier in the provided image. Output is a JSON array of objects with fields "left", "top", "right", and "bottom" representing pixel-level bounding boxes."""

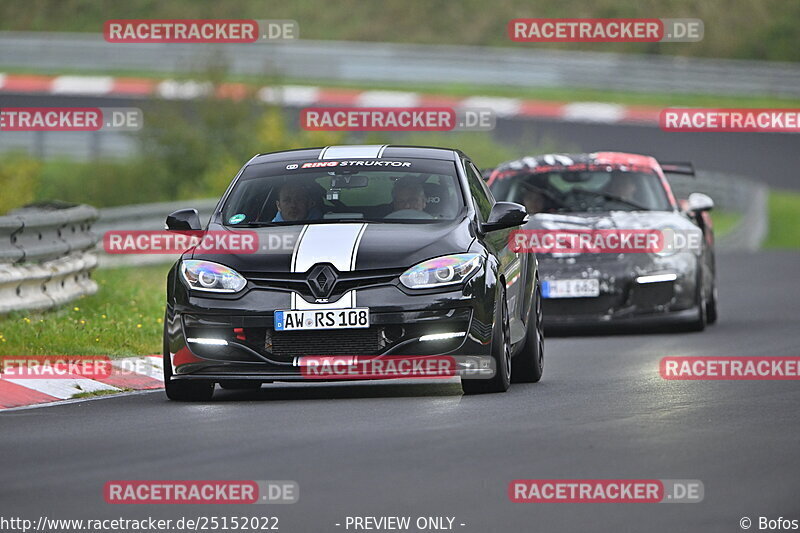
[
  {"left": 0, "top": 204, "right": 100, "bottom": 314},
  {"left": 667, "top": 171, "right": 767, "bottom": 252},
  {"left": 95, "top": 198, "right": 218, "bottom": 267},
  {"left": 1, "top": 31, "right": 800, "bottom": 97}
]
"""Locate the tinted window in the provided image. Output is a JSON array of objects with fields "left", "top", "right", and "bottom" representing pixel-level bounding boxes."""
[
  {"left": 221, "top": 158, "right": 465, "bottom": 226},
  {"left": 491, "top": 169, "right": 671, "bottom": 213},
  {"left": 464, "top": 161, "right": 493, "bottom": 222}
]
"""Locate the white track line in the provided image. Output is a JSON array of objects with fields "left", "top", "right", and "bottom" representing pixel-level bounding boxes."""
[
  {"left": 52, "top": 76, "right": 114, "bottom": 95},
  {"left": 0, "top": 389, "right": 161, "bottom": 413},
  {"left": 3, "top": 377, "right": 120, "bottom": 399}
]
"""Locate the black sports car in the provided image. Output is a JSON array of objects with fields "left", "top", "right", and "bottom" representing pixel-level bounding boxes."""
[
  {"left": 488, "top": 152, "right": 717, "bottom": 331},
  {"left": 163, "top": 145, "right": 543, "bottom": 400}
]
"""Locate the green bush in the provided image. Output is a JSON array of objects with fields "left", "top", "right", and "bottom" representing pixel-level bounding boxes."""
[
  {"left": 0, "top": 153, "right": 41, "bottom": 214},
  {"left": 35, "top": 158, "right": 171, "bottom": 207}
]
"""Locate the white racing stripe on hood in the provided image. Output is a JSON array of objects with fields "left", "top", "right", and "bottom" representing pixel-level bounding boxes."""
[
  {"left": 320, "top": 145, "right": 387, "bottom": 160},
  {"left": 290, "top": 223, "right": 367, "bottom": 310}
]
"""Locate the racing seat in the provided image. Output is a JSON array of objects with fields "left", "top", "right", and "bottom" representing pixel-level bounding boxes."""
[{"left": 423, "top": 182, "right": 456, "bottom": 219}]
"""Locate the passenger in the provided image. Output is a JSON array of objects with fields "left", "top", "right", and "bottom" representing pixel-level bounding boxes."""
[{"left": 391, "top": 180, "right": 427, "bottom": 211}]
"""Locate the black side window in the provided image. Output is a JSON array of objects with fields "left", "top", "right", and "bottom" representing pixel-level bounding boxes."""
[
  {"left": 472, "top": 163, "right": 497, "bottom": 206},
  {"left": 464, "top": 161, "right": 493, "bottom": 222}
]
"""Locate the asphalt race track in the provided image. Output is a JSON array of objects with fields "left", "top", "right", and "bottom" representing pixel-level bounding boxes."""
[{"left": 2, "top": 250, "right": 799, "bottom": 532}]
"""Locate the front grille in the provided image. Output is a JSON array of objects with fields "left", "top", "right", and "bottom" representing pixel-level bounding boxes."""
[
  {"left": 268, "top": 328, "right": 382, "bottom": 358},
  {"left": 245, "top": 267, "right": 404, "bottom": 303}
]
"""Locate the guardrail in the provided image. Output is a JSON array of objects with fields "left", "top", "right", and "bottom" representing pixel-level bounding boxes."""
[
  {"left": 0, "top": 204, "right": 99, "bottom": 314},
  {"left": 95, "top": 198, "right": 218, "bottom": 267},
  {"left": 667, "top": 171, "right": 767, "bottom": 251},
  {"left": 1, "top": 31, "right": 800, "bottom": 97}
]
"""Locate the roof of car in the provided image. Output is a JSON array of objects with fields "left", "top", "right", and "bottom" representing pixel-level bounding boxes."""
[
  {"left": 487, "top": 152, "right": 660, "bottom": 186},
  {"left": 250, "top": 145, "right": 465, "bottom": 164}
]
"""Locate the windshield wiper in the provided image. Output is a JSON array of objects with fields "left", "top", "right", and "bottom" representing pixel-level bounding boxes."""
[{"left": 519, "top": 184, "right": 566, "bottom": 208}]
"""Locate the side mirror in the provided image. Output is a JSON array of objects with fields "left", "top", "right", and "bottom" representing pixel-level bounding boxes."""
[
  {"left": 166, "top": 209, "right": 201, "bottom": 231},
  {"left": 687, "top": 193, "right": 714, "bottom": 212},
  {"left": 481, "top": 202, "right": 528, "bottom": 232}
]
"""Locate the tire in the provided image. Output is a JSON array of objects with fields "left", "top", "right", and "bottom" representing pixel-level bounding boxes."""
[
  {"left": 512, "top": 279, "right": 544, "bottom": 383},
  {"left": 219, "top": 381, "right": 262, "bottom": 390},
  {"left": 162, "top": 324, "right": 215, "bottom": 401},
  {"left": 686, "top": 273, "right": 707, "bottom": 332},
  {"left": 462, "top": 288, "right": 511, "bottom": 395}
]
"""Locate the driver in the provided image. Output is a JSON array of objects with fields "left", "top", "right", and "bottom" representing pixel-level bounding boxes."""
[
  {"left": 273, "top": 182, "right": 322, "bottom": 222},
  {"left": 605, "top": 171, "right": 640, "bottom": 202},
  {"left": 391, "top": 179, "right": 428, "bottom": 212},
  {"left": 521, "top": 186, "right": 547, "bottom": 214}
]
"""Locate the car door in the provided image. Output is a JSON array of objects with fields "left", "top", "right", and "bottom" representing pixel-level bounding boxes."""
[{"left": 463, "top": 159, "right": 526, "bottom": 335}]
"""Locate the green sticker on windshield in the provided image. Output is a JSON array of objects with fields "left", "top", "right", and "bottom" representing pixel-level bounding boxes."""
[{"left": 229, "top": 214, "right": 246, "bottom": 224}]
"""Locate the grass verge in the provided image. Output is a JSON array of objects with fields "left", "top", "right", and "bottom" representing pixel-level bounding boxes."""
[
  {"left": 764, "top": 190, "right": 800, "bottom": 249},
  {"left": 0, "top": 263, "right": 171, "bottom": 357},
  {"left": 72, "top": 388, "right": 132, "bottom": 399},
  {"left": 711, "top": 211, "right": 742, "bottom": 238}
]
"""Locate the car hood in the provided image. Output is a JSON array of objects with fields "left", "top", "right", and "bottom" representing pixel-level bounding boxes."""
[
  {"left": 190, "top": 219, "right": 475, "bottom": 274},
  {"left": 526, "top": 210, "right": 702, "bottom": 268}
]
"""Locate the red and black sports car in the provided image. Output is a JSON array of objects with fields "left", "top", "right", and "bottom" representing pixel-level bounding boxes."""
[{"left": 488, "top": 152, "right": 717, "bottom": 331}]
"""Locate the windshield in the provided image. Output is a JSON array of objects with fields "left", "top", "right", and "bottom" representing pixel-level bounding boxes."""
[
  {"left": 220, "top": 158, "right": 464, "bottom": 226},
  {"left": 490, "top": 169, "right": 672, "bottom": 214}
]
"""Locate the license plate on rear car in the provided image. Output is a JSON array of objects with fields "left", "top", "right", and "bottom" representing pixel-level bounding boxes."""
[
  {"left": 274, "top": 308, "right": 370, "bottom": 331},
  {"left": 542, "top": 279, "right": 600, "bottom": 298}
]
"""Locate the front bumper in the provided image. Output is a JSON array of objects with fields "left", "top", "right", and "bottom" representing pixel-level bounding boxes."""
[
  {"left": 166, "top": 277, "right": 496, "bottom": 380},
  {"left": 538, "top": 252, "right": 699, "bottom": 327}
]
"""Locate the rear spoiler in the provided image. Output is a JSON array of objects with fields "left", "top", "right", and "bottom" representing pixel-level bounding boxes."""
[{"left": 659, "top": 161, "right": 695, "bottom": 176}]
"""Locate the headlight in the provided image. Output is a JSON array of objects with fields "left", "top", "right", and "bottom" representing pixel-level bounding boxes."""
[
  {"left": 180, "top": 260, "right": 247, "bottom": 293},
  {"left": 653, "top": 226, "right": 702, "bottom": 257},
  {"left": 400, "top": 253, "right": 482, "bottom": 289}
]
